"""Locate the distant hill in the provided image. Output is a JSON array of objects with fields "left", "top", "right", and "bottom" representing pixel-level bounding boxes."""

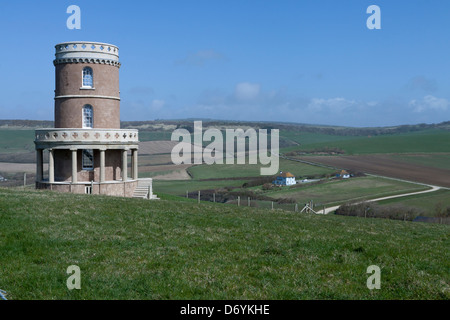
[
  {"left": 0, "top": 120, "right": 53, "bottom": 128},
  {"left": 122, "top": 119, "right": 450, "bottom": 136},
  {"left": 1, "top": 119, "right": 449, "bottom": 136}
]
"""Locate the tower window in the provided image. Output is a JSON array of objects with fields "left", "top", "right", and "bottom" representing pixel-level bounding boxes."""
[
  {"left": 82, "top": 149, "right": 94, "bottom": 170},
  {"left": 82, "top": 105, "right": 93, "bottom": 128},
  {"left": 82, "top": 67, "right": 93, "bottom": 88}
]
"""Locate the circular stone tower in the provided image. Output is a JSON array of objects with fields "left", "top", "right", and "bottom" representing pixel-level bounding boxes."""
[{"left": 34, "top": 41, "right": 144, "bottom": 197}]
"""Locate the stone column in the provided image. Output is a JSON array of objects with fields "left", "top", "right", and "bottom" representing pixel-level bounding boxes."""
[
  {"left": 71, "top": 149, "right": 77, "bottom": 183},
  {"left": 132, "top": 149, "right": 138, "bottom": 180},
  {"left": 36, "top": 149, "right": 43, "bottom": 182},
  {"left": 49, "top": 149, "right": 54, "bottom": 183},
  {"left": 122, "top": 149, "right": 128, "bottom": 181},
  {"left": 100, "top": 149, "right": 106, "bottom": 183}
]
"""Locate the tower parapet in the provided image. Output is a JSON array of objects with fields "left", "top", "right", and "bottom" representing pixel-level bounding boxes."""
[{"left": 54, "top": 42, "right": 120, "bottom": 67}]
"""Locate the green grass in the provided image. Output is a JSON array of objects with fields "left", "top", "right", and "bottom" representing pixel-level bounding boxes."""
[
  {"left": 0, "top": 129, "right": 36, "bottom": 153},
  {"left": 280, "top": 130, "right": 361, "bottom": 146},
  {"left": 153, "top": 179, "right": 248, "bottom": 196},
  {"left": 377, "top": 189, "right": 450, "bottom": 215},
  {"left": 0, "top": 187, "right": 448, "bottom": 300},
  {"left": 265, "top": 176, "right": 429, "bottom": 207},
  {"left": 280, "top": 129, "right": 450, "bottom": 154},
  {"left": 139, "top": 170, "right": 179, "bottom": 178},
  {"left": 188, "top": 158, "right": 335, "bottom": 180}
]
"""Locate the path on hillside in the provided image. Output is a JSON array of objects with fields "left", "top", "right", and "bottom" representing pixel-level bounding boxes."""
[
  {"left": 321, "top": 184, "right": 441, "bottom": 214},
  {"left": 279, "top": 154, "right": 443, "bottom": 214}
]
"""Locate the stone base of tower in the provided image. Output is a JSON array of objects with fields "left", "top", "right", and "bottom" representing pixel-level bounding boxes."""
[{"left": 36, "top": 180, "right": 138, "bottom": 198}]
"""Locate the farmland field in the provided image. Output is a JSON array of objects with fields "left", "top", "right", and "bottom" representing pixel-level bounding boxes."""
[
  {"left": 377, "top": 189, "right": 450, "bottom": 214},
  {"left": 296, "top": 155, "right": 450, "bottom": 188},
  {"left": 188, "top": 158, "right": 335, "bottom": 180},
  {"left": 387, "top": 153, "right": 450, "bottom": 171},
  {"left": 281, "top": 129, "right": 450, "bottom": 154},
  {"left": 153, "top": 179, "right": 249, "bottom": 196},
  {"left": 0, "top": 129, "right": 35, "bottom": 153},
  {"left": 264, "top": 176, "right": 429, "bottom": 207}
]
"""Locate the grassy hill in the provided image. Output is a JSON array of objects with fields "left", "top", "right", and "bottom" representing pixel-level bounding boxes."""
[{"left": 0, "top": 187, "right": 448, "bottom": 300}]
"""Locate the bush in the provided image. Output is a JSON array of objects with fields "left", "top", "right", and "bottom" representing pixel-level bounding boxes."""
[{"left": 262, "top": 183, "right": 273, "bottom": 191}]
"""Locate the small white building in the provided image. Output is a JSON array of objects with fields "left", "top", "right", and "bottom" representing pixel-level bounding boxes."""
[
  {"left": 340, "top": 170, "right": 350, "bottom": 179},
  {"left": 273, "top": 171, "right": 296, "bottom": 186}
]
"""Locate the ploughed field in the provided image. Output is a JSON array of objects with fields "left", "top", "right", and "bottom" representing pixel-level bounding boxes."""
[{"left": 299, "top": 155, "right": 450, "bottom": 188}]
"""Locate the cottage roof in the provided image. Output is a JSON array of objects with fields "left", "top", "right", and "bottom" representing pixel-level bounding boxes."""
[{"left": 280, "top": 172, "right": 295, "bottom": 178}]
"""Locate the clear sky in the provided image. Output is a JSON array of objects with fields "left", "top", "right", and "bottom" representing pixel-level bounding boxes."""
[{"left": 0, "top": 0, "right": 449, "bottom": 127}]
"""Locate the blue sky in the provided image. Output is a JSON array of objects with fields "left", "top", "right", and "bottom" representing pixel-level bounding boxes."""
[{"left": 0, "top": 0, "right": 449, "bottom": 127}]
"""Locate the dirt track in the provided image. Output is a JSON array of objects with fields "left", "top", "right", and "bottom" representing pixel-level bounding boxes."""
[{"left": 299, "top": 155, "right": 450, "bottom": 188}]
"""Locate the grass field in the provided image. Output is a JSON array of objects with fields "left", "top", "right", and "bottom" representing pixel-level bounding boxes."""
[
  {"left": 264, "top": 176, "right": 429, "bottom": 207},
  {"left": 0, "top": 187, "right": 448, "bottom": 300},
  {"left": 280, "top": 129, "right": 450, "bottom": 154},
  {"left": 153, "top": 179, "right": 248, "bottom": 196},
  {"left": 0, "top": 129, "right": 35, "bottom": 153},
  {"left": 377, "top": 189, "right": 450, "bottom": 214},
  {"left": 188, "top": 158, "right": 335, "bottom": 180}
]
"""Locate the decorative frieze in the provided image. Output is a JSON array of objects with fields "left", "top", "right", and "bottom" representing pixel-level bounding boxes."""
[
  {"left": 35, "top": 129, "right": 138, "bottom": 144},
  {"left": 54, "top": 41, "right": 120, "bottom": 68}
]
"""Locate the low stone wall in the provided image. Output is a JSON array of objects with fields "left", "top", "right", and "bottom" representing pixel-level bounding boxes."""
[{"left": 36, "top": 180, "right": 138, "bottom": 198}]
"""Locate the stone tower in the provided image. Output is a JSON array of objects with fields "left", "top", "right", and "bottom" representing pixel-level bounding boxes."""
[{"left": 34, "top": 41, "right": 143, "bottom": 197}]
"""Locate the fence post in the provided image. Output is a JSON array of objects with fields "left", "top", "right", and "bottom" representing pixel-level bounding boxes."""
[
  {"left": 23, "top": 173, "right": 27, "bottom": 188},
  {"left": 248, "top": 197, "right": 250, "bottom": 207},
  {"left": 186, "top": 190, "right": 188, "bottom": 199},
  {"left": 237, "top": 196, "right": 240, "bottom": 206},
  {"left": 271, "top": 201, "right": 274, "bottom": 210},
  {"left": 213, "top": 193, "right": 216, "bottom": 203},
  {"left": 295, "top": 204, "right": 298, "bottom": 212},
  {"left": 198, "top": 191, "right": 200, "bottom": 204}
]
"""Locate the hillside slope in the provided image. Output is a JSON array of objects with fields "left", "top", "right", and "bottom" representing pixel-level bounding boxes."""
[{"left": 0, "top": 188, "right": 448, "bottom": 300}]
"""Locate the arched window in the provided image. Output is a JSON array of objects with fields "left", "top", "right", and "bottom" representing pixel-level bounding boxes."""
[
  {"left": 82, "top": 105, "right": 93, "bottom": 128},
  {"left": 82, "top": 67, "right": 93, "bottom": 88}
]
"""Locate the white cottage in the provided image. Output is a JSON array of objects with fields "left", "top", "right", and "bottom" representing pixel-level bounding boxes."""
[{"left": 273, "top": 171, "right": 296, "bottom": 186}]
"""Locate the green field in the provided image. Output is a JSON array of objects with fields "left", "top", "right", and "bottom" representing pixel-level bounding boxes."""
[
  {"left": 0, "top": 187, "right": 448, "bottom": 300},
  {"left": 0, "top": 129, "right": 35, "bottom": 153},
  {"left": 264, "top": 176, "right": 429, "bottom": 207},
  {"left": 377, "top": 189, "right": 450, "bottom": 214},
  {"left": 280, "top": 129, "right": 450, "bottom": 154},
  {"left": 188, "top": 158, "right": 335, "bottom": 180},
  {"left": 279, "top": 130, "right": 361, "bottom": 147},
  {"left": 153, "top": 179, "right": 248, "bottom": 196}
]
